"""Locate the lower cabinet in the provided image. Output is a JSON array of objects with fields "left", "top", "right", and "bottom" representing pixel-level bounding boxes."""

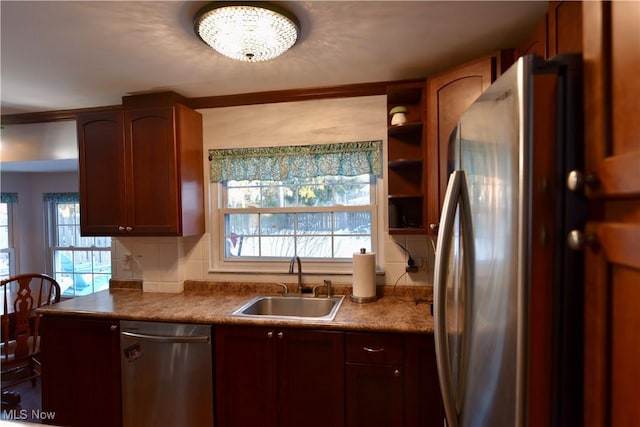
[
  {"left": 346, "top": 332, "right": 405, "bottom": 427},
  {"left": 216, "top": 326, "right": 443, "bottom": 427},
  {"left": 403, "top": 334, "right": 445, "bottom": 427},
  {"left": 215, "top": 325, "right": 345, "bottom": 427},
  {"left": 40, "top": 316, "right": 122, "bottom": 427},
  {"left": 345, "top": 332, "right": 444, "bottom": 427},
  {"left": 39, "top": 317, "right": 441, "bottom": 427}
]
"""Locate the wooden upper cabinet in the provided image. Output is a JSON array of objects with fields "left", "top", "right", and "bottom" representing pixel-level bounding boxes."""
[
  {"left": 549, "top": 1, "right": 584, "bottom": 57},
  {"left": 124, "top": 108, "right": 180, "bottom": 235},
  {"left": 78, "top": 111, "right": 127, "bottom": 236},
  {"left": 425, "top": 56, "right": 496, "bottom": 234},
  {"left": 78, "top": 103, "right": 204, "bottom": 236},
  {"left": 517, "top": 1, "right": 583, "bottom": 60},
  {"left": 517, "top": 12, "right": 549, "bottom": 58},
  {"left": 582, "top": 2, "right": 640, "bottom": 427}
]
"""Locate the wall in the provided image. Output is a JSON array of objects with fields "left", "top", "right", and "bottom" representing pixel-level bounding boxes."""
[
  {"left": 113, "top": 96, "right": 436, "bottom": 291},
  {"left": 1, "top": 121, "right": 77, "bottom": 162},
  {"left": 0, "top": 171, "right": 78, "bottom": 273},
  {"left": 0, "top": 96, "right": 436, "bottom": 290}
]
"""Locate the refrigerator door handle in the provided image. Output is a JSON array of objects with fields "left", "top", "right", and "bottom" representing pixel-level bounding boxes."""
[
  {"left": 434, "top": 170, "right": 463, "bottom": 427},
  {"left": 434, "top": 170, "right": 475, "bottom": 427}
]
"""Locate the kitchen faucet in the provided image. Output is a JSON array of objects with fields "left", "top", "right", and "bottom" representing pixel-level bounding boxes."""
[{"left": 289, "top": 256, "right": 303, "bottom": 294}]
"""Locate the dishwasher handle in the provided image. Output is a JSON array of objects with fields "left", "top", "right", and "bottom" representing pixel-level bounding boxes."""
[{"left": 121, "top": 331, "right": 210, "bottom": 344}]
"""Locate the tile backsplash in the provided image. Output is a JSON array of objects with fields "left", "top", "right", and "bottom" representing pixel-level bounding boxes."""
[{"left": 112, "top": 233, "right": 435, "bottom": 292}]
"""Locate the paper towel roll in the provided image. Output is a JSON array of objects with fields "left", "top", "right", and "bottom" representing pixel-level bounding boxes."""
[{"left": 352, "top": 249, "right": 376, "bottom": 300}]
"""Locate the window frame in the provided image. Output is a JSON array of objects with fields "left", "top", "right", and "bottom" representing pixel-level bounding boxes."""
[
  {"left": 0, "top": 199, "right": 18, "bottom": 280},
  {"left": 209, "top": 175, "right": 383, "bottom": 274},
  {"left": 44, "top": 198, "right": 112, "bottom": 297}
]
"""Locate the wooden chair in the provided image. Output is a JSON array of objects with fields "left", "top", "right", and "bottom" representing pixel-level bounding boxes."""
[{"left": 1, "top": 273, "right": 61, "bottom": 391}]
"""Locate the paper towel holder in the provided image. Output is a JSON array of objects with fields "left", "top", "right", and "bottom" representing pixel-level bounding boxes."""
[
  {"left": 350, "top": 294, "right": 377, "bottom": 303},
  {"left": 350, "top": 248, "right": 377, "bottom": 304}
]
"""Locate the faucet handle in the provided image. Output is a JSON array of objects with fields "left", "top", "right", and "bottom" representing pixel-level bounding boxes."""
[
  {"left": 274, "top": 282, "right": 288, "bottom": 294},
  {"left": 313, "top": 280, "right": 332, "bottom": 298},
  {"left": 324, "top": 279, "right": 332, "bottom": 297}
]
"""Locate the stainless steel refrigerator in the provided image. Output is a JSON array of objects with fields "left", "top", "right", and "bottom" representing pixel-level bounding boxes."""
[{"left": 433, "top": 54, "right": 585, "bottom": 427}]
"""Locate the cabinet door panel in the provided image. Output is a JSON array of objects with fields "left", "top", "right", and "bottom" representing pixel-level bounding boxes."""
[
  {"left": 583, "top": 2, "right": 640, "bottom": 426},
  {"left": 174, "top": 104, "right": 205, "bottom": 236},
  {"left": 549, "top": 1, "right": 583, "bottom": 57},
  {"left": 278, "top": 329, "right": 345, "bottom": 427},
  {"left": 78, "top": 111, "right": 126, "bottom": 235},
  {"left": 403, "top": 335, "right": 444, "bottom": 427},
  {"left": 426, "top": 57, "right": 495, "bottom": 233},
  {"left": 346, "top": 363, "right": 404, "bottom": 427},
  {"left": 40, "top": 316, "right": 121, "bottom": 427},
  {"left": 125, "top": 108, "right": 179, "bottom": 234},
  {"left": 215, "top": 326, "right": 277, "bottom": 427},
  {"left": 518, "top": 13, "right": 548, "bottom": 58}
]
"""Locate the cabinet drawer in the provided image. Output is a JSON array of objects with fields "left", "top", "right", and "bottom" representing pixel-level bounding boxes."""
[{"left": 346, "top": 332, "right": 403, "bottom": 365}]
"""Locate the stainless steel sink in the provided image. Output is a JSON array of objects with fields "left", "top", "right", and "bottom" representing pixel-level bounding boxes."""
[{"left": 232, "top": 295, "right": 345, "bottom": 321}]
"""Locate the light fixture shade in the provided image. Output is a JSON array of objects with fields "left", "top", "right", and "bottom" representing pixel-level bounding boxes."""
[{"left": 194, "top": 2, "right": 300, "bottom": 62}]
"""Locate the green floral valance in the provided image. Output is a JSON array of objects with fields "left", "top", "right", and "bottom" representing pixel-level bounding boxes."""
[
  {"left": 1, "top": 193, "right": 18, "bottom": 203},
  {"left": 43, "top": 192, "right": 79, "bottom": 203},
  {"left": 209, "top": 141, "right": 382, "bottom": 183}
]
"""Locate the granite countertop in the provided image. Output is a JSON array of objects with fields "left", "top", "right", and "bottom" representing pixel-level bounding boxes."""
[{"left": 38, "top": 281, "right": 434, "bottom": 334}]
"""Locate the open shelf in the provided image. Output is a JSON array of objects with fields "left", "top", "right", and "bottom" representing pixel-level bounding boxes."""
[
  {"left": 388, "top": 122, "right": 423, "bottom": 136},
  {"left": 388, "top": 159, "right": 423, "bottom": 168},
  {"left": 386, "top": 81, "right": 427, "bottom": 234}
]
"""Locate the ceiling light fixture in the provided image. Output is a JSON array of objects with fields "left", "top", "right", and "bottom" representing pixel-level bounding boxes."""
[{"left": 194, "top": 2, "right": 300, "bottom": 62}]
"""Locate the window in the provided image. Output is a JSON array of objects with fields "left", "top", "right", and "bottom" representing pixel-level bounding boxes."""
[
  {"left": 209, "top": 141, "right": 382, "bottom": 273},
  {"left": 45, "top": 193, "right": 111, "bottom": 297},
  {"left": 224, "top": 174, "right": 374, "bottom": 258},
  {"left": 0, "top": 193, "right": 18, "bottom": 280}
]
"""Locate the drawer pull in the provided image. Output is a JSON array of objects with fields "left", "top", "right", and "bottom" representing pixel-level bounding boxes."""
[{"left": 363, "top": 346, "right": 385, "bottom": 353}]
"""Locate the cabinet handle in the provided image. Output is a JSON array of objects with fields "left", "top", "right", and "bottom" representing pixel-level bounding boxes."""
[
  {"left": 126, "top": 226, "right": 132, "bottom": 231},
  {"left": 118, "top": 226, "right": 125, "bottom": 231},
  {"left": 110, "top": 324, "right": 118, "bottom": 332},
  {"left": 277, "top": 332, "right": 284, "bottom": 339},
  {"left": 394, "top": 369, "right": 401, "bottom": 377},
  {"left": 567, "top": 230, "right": 599, "bottom": 251},
  {"left": 267, "top": 331, "right": 274, "bottom": 338},
  {"left": 567, "top": 170, "right": 599, "bottom": 192},
  {"left": 363, "top": 346, "right": 385, "bottom": 353}
]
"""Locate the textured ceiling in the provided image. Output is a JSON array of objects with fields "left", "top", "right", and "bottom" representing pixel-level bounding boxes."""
[{"left": 0, "top": 1, "right": 547, "bottom": 115}]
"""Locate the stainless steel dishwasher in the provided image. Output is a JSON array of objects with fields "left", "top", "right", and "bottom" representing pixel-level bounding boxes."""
[{"left": 120, "top": 320, "right": 213, "bottom": 427}]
